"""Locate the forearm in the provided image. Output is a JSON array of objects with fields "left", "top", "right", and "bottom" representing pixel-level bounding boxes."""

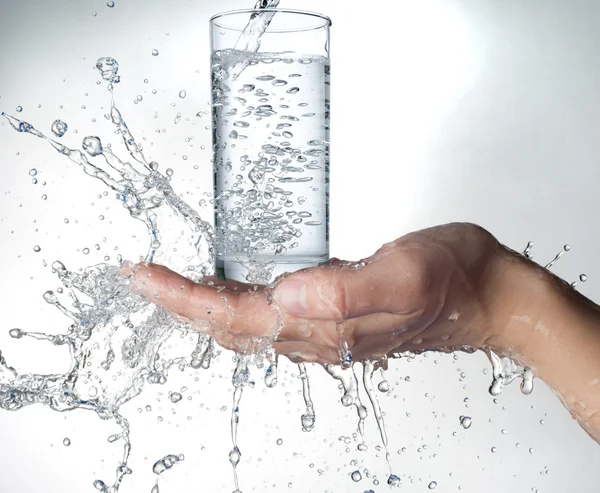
[{"left": 490, "top": 247, "right": 600, "bottom": 442}]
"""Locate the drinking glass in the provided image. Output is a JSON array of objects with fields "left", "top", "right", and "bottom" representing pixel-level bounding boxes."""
[{"left": 210, "top": 9, "right": 331, "bottom": 282}]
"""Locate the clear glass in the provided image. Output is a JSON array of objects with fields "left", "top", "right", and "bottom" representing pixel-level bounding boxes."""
[{"left": 210, "top": 9, "right": 331, "bottom": 282}]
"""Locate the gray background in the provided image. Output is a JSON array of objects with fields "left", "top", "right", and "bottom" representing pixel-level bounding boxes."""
[{"left": 0, "top": 0, "right": 599, "bottom": 491}]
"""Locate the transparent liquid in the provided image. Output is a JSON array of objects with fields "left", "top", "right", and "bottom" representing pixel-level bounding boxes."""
[{"left": 211, "top": 49, "right": 330, "bottom": 282}]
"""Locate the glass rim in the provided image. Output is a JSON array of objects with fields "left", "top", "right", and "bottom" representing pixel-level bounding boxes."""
[{"left": 210, "top": 8, "right": 332, "bottom": 33}]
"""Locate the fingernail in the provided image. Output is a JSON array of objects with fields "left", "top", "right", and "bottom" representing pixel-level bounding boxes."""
[{"left": 274, "top": 278, "right": 307, "bottom": 314}]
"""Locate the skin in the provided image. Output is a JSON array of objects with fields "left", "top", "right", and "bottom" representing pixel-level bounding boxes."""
[{"left": 124, "top": 222, "right": 600, "bottom": 443}]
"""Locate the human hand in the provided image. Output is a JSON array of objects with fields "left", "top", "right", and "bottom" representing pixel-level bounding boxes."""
[{"left": 124, "top": 222, "right": 516, "bottom": 364}]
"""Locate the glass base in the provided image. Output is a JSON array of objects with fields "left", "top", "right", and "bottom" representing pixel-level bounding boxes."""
[{"left": 215, "top": 254, "right": 329, "bottom": 283}]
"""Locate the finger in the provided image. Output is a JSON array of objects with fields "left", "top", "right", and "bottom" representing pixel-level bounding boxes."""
[
  {"left": 271, "top": 246, "right": 430, "bottom": 320},
  {"left": 129, "top": 263, "right": 277, "bottom": 337}
]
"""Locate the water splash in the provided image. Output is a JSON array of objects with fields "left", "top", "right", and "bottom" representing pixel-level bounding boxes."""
[
  {"left": 362, "top": 361, "right": 393, "bottom": 475},
  {"left": 324, "top": 363, "right": 368, "bottom": 435},
  {"left": 298, "top": 363, "right": 316, "bottom": 432},
  {"left": 485, "top": 348, "right": 534, "bottom": 396}
]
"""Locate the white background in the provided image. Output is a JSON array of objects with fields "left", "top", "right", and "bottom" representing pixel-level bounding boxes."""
[{"left": 1, "top": 0, "right": 599, "bottom": 492}]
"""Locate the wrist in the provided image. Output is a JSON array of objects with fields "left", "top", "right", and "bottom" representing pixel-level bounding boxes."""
[{"left": 480, "top": 245, "right": 550, "bottom": 360}]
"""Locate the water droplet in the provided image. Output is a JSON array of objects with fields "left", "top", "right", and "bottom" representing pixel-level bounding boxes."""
[
  {"left": 96, "top": 57, "right": 119, "bottom": 83},
  {"left": 152, "top": 49, "right": 159, "bottom": 56},
  {"left": 29, "top": 168, "right": 37, "bottom": 176},
  {"left": 165, "top": 168, "right": 173, "bottom": 177},
  {"left": 387, "top": 474, "right": 401, "bottom": 486},
  {"left": 491, "top": 446, "right": 497, "bottom": 453},
  {"left": 459, "top": 416, "right": 472, "bottom": 429},
  {"left": 170, "top": 392, "right": 182, "bottom": 403},
  {"left": 82, "top": 136, "right": 103, "bottom": 156},
  {"left": 276, "top": 438, "right": 283, "bottom": 445},
  {"left": 9, "top": 328, "right": 24, "bottom": 339},
  {"left": 63, "top": 437, "right": 71, "bottom": 446},
  {"left": 377, "top": 380, "right": 389, "bottom": 392},
  {"left": 83, "top": 248, "right": 90, "bottom": 255},
  {"left": 41, "top": 194, "right": 47, "bottom": 200},
  {"left": 51, "top": 120, "right": 68, "bottom": 137},
  {"left": 286, "top": 87, "right": 300, "bottom": 94},
  {"left": 428, "top": 481, "right": 437, "bottom": 489},
  {"left": 179, "top": 90, "right": 187, "bottom": 99},
  {"left": 33, "top": 245, "right": 41, "bottom": 252},
  {"left": 16, "top": 106, "right": 23, "bottom": 113},
  {"left": 580, "top": 274, "right": 588, "bottom": 282},
  {"left": 351, "top": 470, "right": 362, "bottom": 482},
  {"left": 107, "top": 0, "right": 115, "bottom": 6},
  {"left": 564, "top": 244, "right": 571, "bottom": 251}
]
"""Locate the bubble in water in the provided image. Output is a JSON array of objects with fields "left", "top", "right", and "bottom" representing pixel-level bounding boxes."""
[
  {"left": 580, "top": 274, "right": 588, "bottom": 282},
  {"left": 377, "top": 380, "right": 389, "bottom": 392},
  {"left": 428, "top": 481, "right": 437, "bottom": 489},
  {"left": 33, "top": 245, "right": 41, "bottom": 252},
  {"left": 16, "top": 106, "right": 23, "bottom": 112},
  {"left": 29, "top": 168, "right": 37, "bottom": 176},
  {"left": 51, "top": 119, "right": 68, "bottom": 137},
  {"left": 459, "top": 416, "right": 472, "bottom": 429},
  {"left": 83, "top": 248, "right": 90, "bottom": 255},
  {"left": 178, "top": 90, "right": 186, "bottom": 99},
  {"left": 152, "top": 49, "right": 159, "bottom": 56},
  {"left": 96, "top": 57, "right": 119, "bottom": 83},
  {"left": 63, "top": 437, "right": 71, "bottom": 446},
  {"left": 564, "top": 244, "right": 571, "bottom": 251},
  {"left": 82, "top": 136, "right": 103, "bottom": 156},
  {"left": 170, "top": 392, "right": 182, "bottom": 403},
  {"left": 351, "top": 471, "right": 362, "bottom": 482},
  {"left": 107, "top": 1, "right": 115, "bottom": 6}
]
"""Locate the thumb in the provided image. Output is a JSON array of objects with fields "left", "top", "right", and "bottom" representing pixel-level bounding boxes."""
[{"left": 272, "top": 249, "right": 427, "bottom": 320}]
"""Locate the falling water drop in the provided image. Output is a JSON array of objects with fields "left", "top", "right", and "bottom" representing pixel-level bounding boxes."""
[
  {"left": 51, "top": 120, "right": 68, "bottom": 137},
  {"left": 377, "top": 380, "right": 390, "bottom": 392},
  {"left": 351, "top": 470, "right": 362, "bottom": 482}
]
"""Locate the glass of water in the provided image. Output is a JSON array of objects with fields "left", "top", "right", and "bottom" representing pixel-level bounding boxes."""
[{"left": 210, "top": 9, "right": 331, "bottom": 282}]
